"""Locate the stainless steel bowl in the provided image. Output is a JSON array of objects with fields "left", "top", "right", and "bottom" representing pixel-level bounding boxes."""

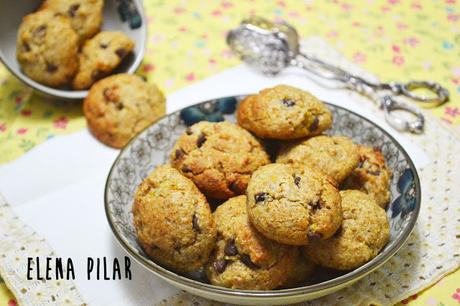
[{"left": 0, "top": 0, "right": 146, "bottom": 100}]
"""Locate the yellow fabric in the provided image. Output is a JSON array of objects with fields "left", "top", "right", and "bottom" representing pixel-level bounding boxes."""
[{"left": 0, "top": 0, "right": 459, "bottom": 305}]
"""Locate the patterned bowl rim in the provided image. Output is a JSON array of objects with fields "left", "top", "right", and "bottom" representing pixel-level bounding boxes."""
[{"left": 104, "top": 95, "right": 421, "bottom": 299}]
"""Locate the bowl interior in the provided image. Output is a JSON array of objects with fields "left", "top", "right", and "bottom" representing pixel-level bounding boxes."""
[
  {"left": 0, "top": 0, "right": 146, "bottom": 100},
  {"left": 105, "top": 97, "right": 420, "bottom": 301}
]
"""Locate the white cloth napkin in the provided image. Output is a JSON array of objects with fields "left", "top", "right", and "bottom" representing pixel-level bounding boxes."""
[{"left": 0, "top": 38, "right": 441, "bottom": 305}]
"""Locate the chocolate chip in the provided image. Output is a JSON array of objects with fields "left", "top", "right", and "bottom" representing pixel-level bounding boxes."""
[
  {"left": 174, "top": 149, "right": 184, "bottom": 160},
  {"left": 181, "top": 165, "right": 192, "bottom": 173},
  {"left": 116, "top": 103, "right": 124, "bottom": 110},
  {"left": 307, "top": 231, "right": 323, "bottom": 240},
  {"left": 91, "top": 69, "right": 105, "bottom": 81},
  {"left": 212, "top": 259, "right": 228, "bottom": 273},
  {"left": 185, "top": 127, "right": 193, "bottom": 135},
  {"left": 103, "top": 88, "right": 117, "bottom": 102},
  {"left": 224, "top": 239, "right": 238, "bottom": 256},
  {"left": 240, "top": 254, "right": 259, "bottom": 269},
  {"left": 115, "top": 48, "right": 127, "bottom": 58},
  {"left": 100, "top": 43, "right": 108, "bottom": 49},
  {"left": 309, "top": 116, "right": 319, "bottom": 132},
  {"left": 293, "top": 176, "right": 301, "bottom": 187},
  {"left": 68, "top": 4, "right": 80, "bottom": 17},
  {"left": 357, "top": 161, "right": 364, "bottom": 168},
  {"left": 367, "top": 170, "right": 381, "bottom": 176},
  {"left": 46, "top": 63, "right": 57, "bottom": 73},
  {"left": 192, "top": 214, "right": 201, "bottom": 233},
  {"left": 140, "top": 75, "right": 147, "bottom": 82},
  {"left": 310, "top": 201, "right": 321, "bottom": 211},
  {"left": 23, "top": 42, "right": 31, "bottom": 52},
  {"left": 229, "top": 181, "right": 239, "bottom": 193},
  {"left": 282, "top": 98, "right": 296, "bottom": 107},
  {"left": 197, "top": 134, "right": 206, "bottom": 148},
  {"left": 34, "top": 25, "right": 47, "bottom": 38},
  {"left": 254, "top": 192, "right": 268, "bottom": 203},
  {"left": 333, "top": 227, "right": 342, "bottom": 238}
]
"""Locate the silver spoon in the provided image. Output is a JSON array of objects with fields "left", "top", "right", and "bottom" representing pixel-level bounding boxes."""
[{"left": 226, "top": 16, "right": 450, "bottom": 134}]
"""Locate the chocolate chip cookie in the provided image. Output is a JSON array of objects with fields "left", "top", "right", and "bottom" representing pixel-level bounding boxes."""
[
  {"left": 246, "top": 163, "right": 342, "bottom": 246},
  {"left": 205, "top": 196, "right": 298, "bottom": 290},
  {"left": 170, "top": 121, "right": 270, "bottom": 200},
  {"left": 83, "top": 73, "right": 165, "bottom": 148},
  {"left": 304, "top": 190, "right": 390, "bottom": 270},
  {"left": 16, "top": 10, "right": 79, "bottom": 87},
  {"left": 40, "top": 0, "right": 103, "bottom": 43},
  {"left": 341, "top": 145, "right": 392, "bottom": 207},
  {"left": 237, "top": 85, "right": 332, "bottom": 139},
  {"left": 133, "top": 165, "right": 217, "bottom": 273},
  {"left": 277, "top": 135, "right": 360, "bottom": 186},
  {"left": 73, "top": 31, "right": 135, "bottom": 90}
]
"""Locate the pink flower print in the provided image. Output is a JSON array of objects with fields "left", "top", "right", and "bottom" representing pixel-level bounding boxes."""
[
  {"left": 388, "top": 0, "right": 399, "bottom": 4},
  {"left": 209, "top": 58, "right": 216, "bottom": 64},
  {"left": 15, "top": 96, "right": 22, "bottom": 105},
  {"left": 452, "top": 67, "right": 460, "bottom": 77},
  {"left": 327, "top": 31, "right": 338, "bottom": 38},
  {"left": 352, "top": 52, "right": 366, "bottom": 63},
  {"left": 221, "top": 1, "right": 233, "bottom": 8},
  {"left": 21, "top": 109, "right": 31, "bottom": 116},
  {"left": 17, "top": 128, "right": 28, "bottom": 135},
  {"left": 392, "top": 55, "right": 405, "bottom": 66},
  {"left": 174, "top": 7, "right": 186, "bottom": 14},
  {"left": 53, "top": 116, "right": 68, "bottom": 129},
  {"left": 178, "top": 26, "right": 187, "bottom": 32},
  {"left": 392, "top": 45, "right": 401, "bottom": 52},
  {"left": 452, "top": 288, "right": 460, "bottom": 303},
  {"left": 446, "top": 0, "right": 456, "bottom": 3},
  {"left": 411, "top": 2, "right": 422, "bottom": 9},
  {"left": 396, "top": 22, "right": 408, "bottom": 29},
  {"left": 186, "top": 73, "right": 195, "bottom": 81},
  {"left": 404, "top": 37, "right": 419, "bottom": 47},
  {"left": 277, "top": 0, "right": 286, "bottom": 7},
  {"left": 143, "top": 63, "right": 155, "bottom": 72},
  {"left": 8, "top": 299, "right": 17, "bottom": 306},
  {"left": 381, "top": 6, "right": 391, "bottom": 12},
  {"left": 0, "top": 122, "right": 6, "bottom": 132},
  {"left": 448, "top": 14, "right": 460, "bottom": 22},
  {"left": 445, "top": 106, "right": 460, "bottom": 117},
  {"left": 341, "top": 3, "right": 352, "bottom": 10},
  {"left": 212, "top": 10, "right": 222, "bottom": 16},
  {"left": 352, "top": 21, "right": 361, "bottom": 27}
]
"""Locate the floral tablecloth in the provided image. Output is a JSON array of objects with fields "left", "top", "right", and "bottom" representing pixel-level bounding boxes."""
[{"left": 0, "top": 0, "right": 459, "bottom": 305}]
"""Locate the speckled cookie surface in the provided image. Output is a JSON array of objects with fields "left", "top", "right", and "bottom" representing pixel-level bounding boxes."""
[
  {"left": 83, "top": 73, "right": 165, "bottom": 148},
  {"left": 73, "top": 31, "right": 135, "bottom": 89},
  {"left": 237, "top": 85, "right": 332, "bottom": 140},
  {"left": 133, "top": 165, "right": 216, "bottom": 273},
  {"left": 277, "top": 135, "right": 360, "bottom": 186},
  {"left": 16, "top": 10, "right": 79, "bottom": 88},
  {"left": 40, "top": 0, "right": 103, "bottom": 43},
  {"left": 205, "top": 196, "right": 297, "bottom": 290},
  {"left": 170, "top": 121, "right": 270, "bottom": 200},
  {"left": 246, "top": 163, "right": 342, "bottom": 246},
  {"left": 341, "top": 145, "right": 392, "bottom": 207},
  {"left": 304, "top": 190, "right": 390, "bottom": 270}
]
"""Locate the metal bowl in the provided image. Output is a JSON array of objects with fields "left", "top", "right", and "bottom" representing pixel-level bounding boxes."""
[
  {"left": 105, "top": 96, "right": 421, "bottom": 305},
  {"left": 0, "top": 0, "right": 146, "bottom": 100}
]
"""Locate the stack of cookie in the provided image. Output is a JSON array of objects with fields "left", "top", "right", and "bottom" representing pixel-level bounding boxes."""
[
  {"left": 16, "top": 0, "right": 135, "bottom": 90},
  {"left": 133, "top": 85, "right": 391, "bottom": 290}
]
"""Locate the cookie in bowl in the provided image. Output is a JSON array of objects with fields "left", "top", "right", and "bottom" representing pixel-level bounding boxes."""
[
  {"left": 133, "top": 165, "right": 217, "bottom": 273},
  {"left": 205, "top": 195, "right": 298, "bottom": 290},
  {"left": 170, "top": 121, "right": 270, "bottom": 200},
  {"left": 83, "top": 73, "right": 165, "bottom": 148},
  {"left": 73, "top": 31, "right": 135, "bottom": 90},
  {"left": 304, "top": 190, "right": 390, "bottom": 270},
  {"left": 341, "top": 145, "right": 392, "bottom": 207},
  {"left": 16, "top": 9, "right": 79, "bottom": 87},
  {"left": 40, "top": 0, "right": 104, "bottom": 43},
  {"left": 277, "top": 135, "right": 360, "bottom": 186},
  {"left": 246, "top": 163, "right": 342, "bottom": 246},
  {"left": 237, "top": 85, "right": 332, "bottom": 139}
]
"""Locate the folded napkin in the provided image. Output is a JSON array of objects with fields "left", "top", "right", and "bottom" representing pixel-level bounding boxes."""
[{"left": 0, "top": 37, "right": 459, "bottom": 305}]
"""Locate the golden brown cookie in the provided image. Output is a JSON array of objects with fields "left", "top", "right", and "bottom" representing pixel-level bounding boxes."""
[
  {"left": 246, "top": 163, "right": 342, "bottom": 246},
  {"left": 40, "top": 0, "right": 103, "bottom": 43},
  {"left": 16, "top": 10, "right": 79, "bottom": 88},
  {"left": 83, "top": 73, "right": 165, "bottom": 148},
  {"left": 73, "top": 31, "right": 135, "bottom": 90},
  {"left": 282, "top": 256, "right": 315, "bottom": 288},
  {"left": 277, "top": 135, "right": 360, "bottom": 186},
  {"left": 237, "top": 85, "right": 332, "bottom": 139},
  {"left": 170, "top": 121, "right": 270, "bottom": 200},
  {"left": 205, "top": 196, "right": 298, "bottom": 290},
  {"left": 304, "top": 190, "right": 390, "bottom": 270},
  {"left": 133, "top": 165, "right": 217, "bottom": 273},
  {"left": 341, "top": 145, "right": 392, "bottom": 207}
]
